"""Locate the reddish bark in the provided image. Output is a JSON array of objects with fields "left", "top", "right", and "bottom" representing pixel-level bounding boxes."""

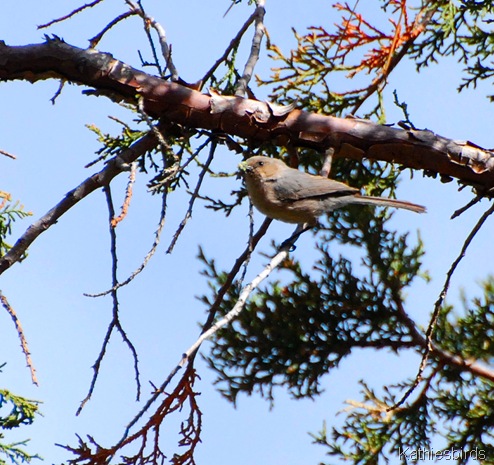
[{"left": 1, "top": 38, "right": 494, "bottom": 191}]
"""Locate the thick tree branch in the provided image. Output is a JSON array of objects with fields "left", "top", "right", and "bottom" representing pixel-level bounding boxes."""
[{"left": 1, "top": 39, "right": 494, "bottom": 192}]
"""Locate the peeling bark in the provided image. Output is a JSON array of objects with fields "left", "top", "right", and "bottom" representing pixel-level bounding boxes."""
[{"left": 1, "top": 38, "right": 494, "bottom": 191}]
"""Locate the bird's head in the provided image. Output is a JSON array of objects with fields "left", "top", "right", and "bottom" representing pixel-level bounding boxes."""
[{"left": 238, "top": 156, "right": 286, "bottom": 181}]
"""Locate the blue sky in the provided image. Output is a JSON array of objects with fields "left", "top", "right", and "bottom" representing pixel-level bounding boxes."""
[{"left": 1, "top": 1, "right": 493, "bottom": 464}]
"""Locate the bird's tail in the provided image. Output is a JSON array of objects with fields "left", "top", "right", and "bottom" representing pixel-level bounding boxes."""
[{"left": 352, "top": 195, "right": 426, "bottom": 213}]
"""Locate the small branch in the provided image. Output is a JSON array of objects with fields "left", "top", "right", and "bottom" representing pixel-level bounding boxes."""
[
  {"left": 178, "top": 233, "right": 295, "bottom": 368},
  {"left": 0, "top": 131, "right": 159, "bottom": 276},
  {"left": 320, "top": 147, "right": 335, "bottom": 178},
  {"left": 201, "top": 9, "right": 258, "bottom": 87},
  {"left": 85, "top": 190, "right": 168, "bottom": 298},
  {"left": 38, "top": 0, "right": 104, "bottom": 29},
  {"left": 390, "top": 201, "right": 494, "bottom": 410},
  {"left": 424, "top": 202, "right": 494, "bottom": 373},
  {"left": 77, "top": 305, "right": 114, "bottom": 415},
  {"left": 238, "top": 201, "right": 256, "bottom": 286},
  {"left": 111, "top": 162, "right": 137, "bottom": 228},
  {"left": 0, "top": 290, "right": 37, "bottom": 385},
  {"left": 77, "top": 186, "right": 141, "bottom": 415},
  {"left": 89, "top": 10, "right": 137, "bottom": 48},
  {"left": 105, "top": 187, "right": 141, "bottom": 401},
  {"left": 50, "top": 80, "right": 65, "bottom": 105},
  {"left": 197, "top": 216, "right": 272, "bottom": 339},
  {"left": 450, "top": 195, "right": 482, "bottom": 219},
  {"left": 0, "top": 148, "right": 17, "bottom": 159},
  {"left": 126, "top": 0, "right": 179, "bottom": 80},
  {"left": 137, "top": 97, "right": 171, "bottom": 155},
  {"left": 166, "top": 139, "right": 216, "bottom": 254},
  {"left": 235, "top": 1, "right": 266, "bottom": 96},
  {"left": 119, "top": 217, "right": 272, "bottom": 441}
]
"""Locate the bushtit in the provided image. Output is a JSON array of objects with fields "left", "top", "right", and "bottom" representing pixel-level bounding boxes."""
[{"left": 239, "top": 156, "right": 425, "bottom": 224}]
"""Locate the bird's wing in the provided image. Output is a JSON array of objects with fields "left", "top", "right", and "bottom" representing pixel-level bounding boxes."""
[{"left": 273, "top": 171, "right": 359, "bottom": 202}]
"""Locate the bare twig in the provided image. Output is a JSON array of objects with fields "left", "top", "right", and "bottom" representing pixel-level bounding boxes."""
[
  {"left": 38, "top": 0, "right": 104, "bottom": 29},
  {"left": 77, "top": 186, "right": 141, "bottom": 415},
  {"left": 182, "top": 248, "right": 291, "bottom": 362},
  {"left": 49, "top": 80, "right": 65, "bottom": 105},
  {"left": 238, "top": 201, "right": 256, "bottom": 286},
  {"left": 89, "top": 10, "right": 138, "bottom": 48},
  {"left": 166, "top": 139, "right": 217, "bottom": 254},
  {"left": 201, "top": 9, "right": 258, "bottom": 87},
  {"left": 137, "top": 97, "right": 171, "bottom": 155},
  {"left": 389, "top": 201, "right": 494, "bottom": 410},
  {"left": 0, "top": 148, "right": 16, "bottom": 159},
  {"left": 0, "top": 290, "right": 37, "bottom": 385},
  {"left": 424, "top": 202, "right": 494, "bottom": 373},
  {"left": 84, "top": 190, "right": 168, "bottom": 298},
  {"left": 126, "top": 0, "right": 179, "bottom": 80},
  {"left": 235, "top": 1, "right": 266, "bottom": 96},
  {"left": 0, "top": 131, "right": 159, "bottom": 275},
  {"left": 451, "top": 195, "right": 482, "bottom": 219},
  {"left": 111, "top": 162, "right": 137, "bottom": 228}
]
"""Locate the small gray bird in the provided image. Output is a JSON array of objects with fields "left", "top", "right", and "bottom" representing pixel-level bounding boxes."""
[{"left": 239, "top": 156, "right": 426, "bottom": 224}]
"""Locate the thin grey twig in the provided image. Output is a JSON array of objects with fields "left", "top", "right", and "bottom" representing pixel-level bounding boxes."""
[
  {"left": 235, "top": 1, "right": 266, "bottom": 96},
  {"left": 178, "top": 236, "right": 295, "bottom": 367},
  {"left": 120, "top": 217, "right": 270, "bottom": 439},
  {"left": 89, "top": 10, "right": 137, "bottom": 48},
  {"left": 37, "top": 0, "right": 104, "bottom": 29},
  {"left": 239, "top": 201, "right": 256, "bottom": 285},
  {"left": 77, "top": 186, "right": 141, "bottom": 415},
  {"left": 166, "top": 139, "right": 217, "bottom": 254},
  {"left": 450, "top": 195, "right": 482, "bottom": 219},
  {"left": 50, "top": 80, "right": 65, "bottom": 104},
  {"left": 201, "top": 9, "right": 258, "bottom": 86},
  {"left": 389, "top": 201, "right": 494, "bottom": 411},
  {"left": 126, "top": 0, "right": 179, "bottom": 80},
  {"left": 137, "top": 97, "right": 169, "bottom": 153},
  {"left": 84, "top": 190, "right": 168, "bottom": 298}
]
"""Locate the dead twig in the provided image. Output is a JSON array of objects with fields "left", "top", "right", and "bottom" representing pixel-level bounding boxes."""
[
  {"left": 85, "top": 190, "right": 168, "bottom": 298},
  {"left": 111, "top": 162, "right": 137, "bottom": 228},
  {"left": 235, "top": 0, "right": 266, "bottom": 96},
  {"left": 38, "top": 0, "right": 104, "bottom": 29},
  {"left": 125, "top": 0, "right": 179, "bottom": 80},
  {"left": 0, "top": 130, "right": 159, "bottom": 276},
  {"left": 77, "top": 186, "right": 141, "bottom": 415},
  {"left": 389, "top": 201, "right": 494, "bottom": 410},
  {"left": 89, "top": 10, "right": 138, "bottom": 48},
  {"left": 166, "top": 139, "right": 217, "bottom": 254},
  {"left": 201, "top": 9, "right": 258, "bottom": 87},
  {"left": 0, "top": 290, "right": 37, "bottom": 385}
]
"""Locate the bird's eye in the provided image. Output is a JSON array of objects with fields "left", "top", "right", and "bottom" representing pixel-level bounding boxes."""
[{"left": 258, "top": 161, "right": 264, "bottom": 166}]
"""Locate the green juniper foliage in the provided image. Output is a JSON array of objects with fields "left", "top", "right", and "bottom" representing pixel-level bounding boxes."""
[
  {"left": 0, "top": 199, "right": 31, "bottom": 259},
  {"left": 0, "top": 372, "right": 41, "bottom": 464}
]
